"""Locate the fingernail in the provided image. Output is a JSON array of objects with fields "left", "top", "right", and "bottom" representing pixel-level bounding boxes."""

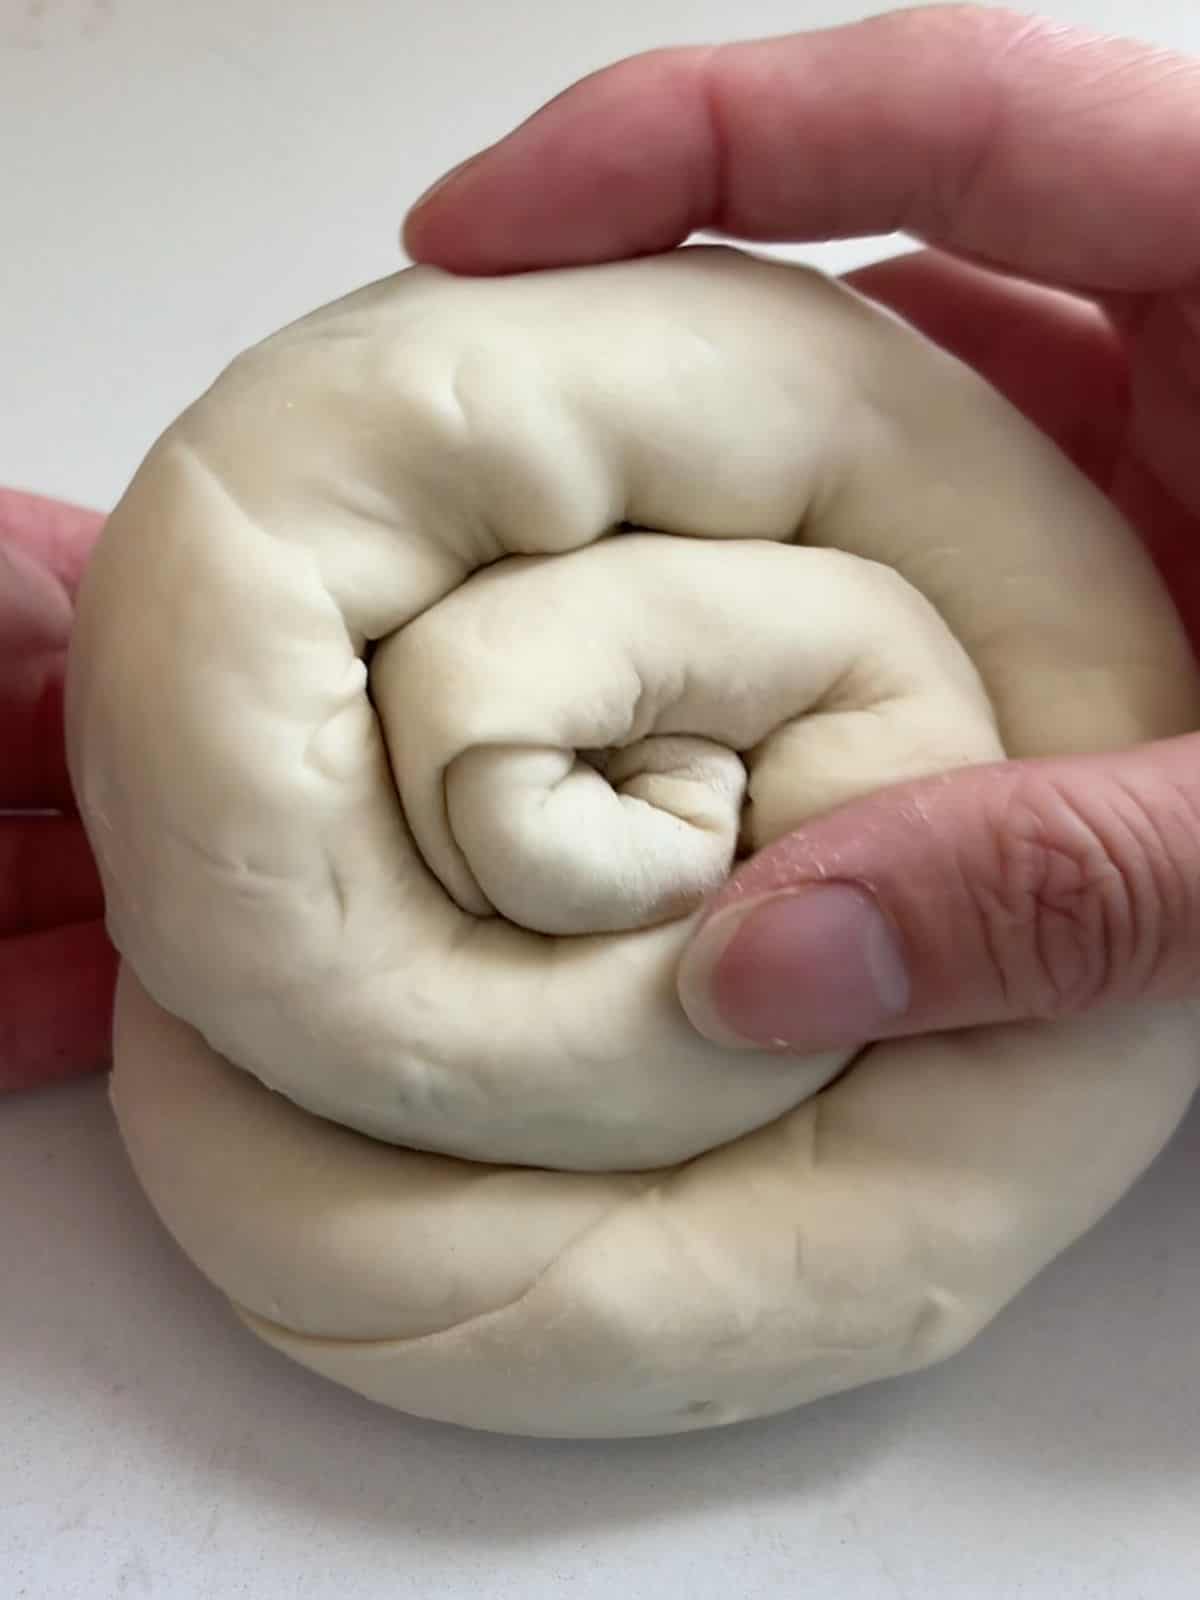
[
  {"left": 409, "top": 152, "right": 485, "bottom": 215},
  {"left": 678, "top": 885, "right": 910, "bottom": 1051}
]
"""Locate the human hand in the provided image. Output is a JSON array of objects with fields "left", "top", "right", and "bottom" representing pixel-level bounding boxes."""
[
  {"left": 1, "top": 488, "right": 116, "bottom": 1091},
  {"left": 402, "top": 4, "right": 1200, "bottom": 1053}
]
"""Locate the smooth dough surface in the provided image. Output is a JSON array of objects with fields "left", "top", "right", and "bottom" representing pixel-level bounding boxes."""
[{"left": 68, "top": 246, "right": 1200, "bottom": 1436}]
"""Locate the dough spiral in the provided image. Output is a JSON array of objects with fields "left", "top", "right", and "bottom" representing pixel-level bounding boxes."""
[{"left": 68, "top": 247, "right": 1200, "bottom": 1436}]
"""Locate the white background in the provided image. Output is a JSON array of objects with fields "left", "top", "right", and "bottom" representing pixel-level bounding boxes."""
[{"left": 3, "top": 1, "right": 1199, "bottom": 1596}]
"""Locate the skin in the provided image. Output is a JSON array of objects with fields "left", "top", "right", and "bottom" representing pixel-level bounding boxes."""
[
  {"left": 9, "top": 4, "right": 1200, "bottom": 1085},
  {"left": 0, "top": 489, "right": 116, "bottom": 1090},
  {"left": 403, "top": 3, "right": 1200, "bottom": 1052}
]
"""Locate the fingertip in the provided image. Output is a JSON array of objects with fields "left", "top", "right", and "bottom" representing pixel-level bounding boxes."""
[
  {"left": 679, "top": 885, "right": 911, "bottom": 1053},
  {"left": 400, "top": 49, "right": 710, "bottom": 274},
  {"left": 0, "top": 919, "right": 117, "bottom": 1094},
  {"left": 403, "top": 154, "right": 487, "bottom": 263},
  {"left": 676, "top": 906, "right": 763, "bottom": 1050}
]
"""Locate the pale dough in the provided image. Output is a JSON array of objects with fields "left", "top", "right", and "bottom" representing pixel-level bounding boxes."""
[{"left": 67, "top": 246, "right": 1200, "bottom": 1436}]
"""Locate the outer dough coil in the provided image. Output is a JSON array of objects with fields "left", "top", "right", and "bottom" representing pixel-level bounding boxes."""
[{"left": 67, "top": 246, "right": 1200, "bottom": 1437}]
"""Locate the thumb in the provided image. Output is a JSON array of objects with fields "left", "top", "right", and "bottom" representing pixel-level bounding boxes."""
[{"left": 677, "top": 737, "right": 1200, "bottom": 1051}]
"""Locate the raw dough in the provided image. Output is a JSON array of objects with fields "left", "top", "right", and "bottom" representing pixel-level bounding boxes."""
[{"left": 67, "top": 246, "right": 1200, "bottom": 1436}]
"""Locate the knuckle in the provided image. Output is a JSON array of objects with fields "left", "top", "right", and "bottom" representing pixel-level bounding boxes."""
[
  {"left": 965, "top": 769, "right": 1196, "bottom": 1019},
  {"left": 910, "top": 6, "right": 1069, "bottom": 236}
]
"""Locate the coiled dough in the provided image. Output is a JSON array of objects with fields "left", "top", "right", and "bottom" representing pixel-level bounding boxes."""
[{"left": 67, "top": 246, "right": 1200, "bottom": 1436}]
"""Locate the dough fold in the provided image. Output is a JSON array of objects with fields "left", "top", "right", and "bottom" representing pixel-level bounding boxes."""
[{"left": 68, "top": 247, "right": 1200, "bottom": 1436}]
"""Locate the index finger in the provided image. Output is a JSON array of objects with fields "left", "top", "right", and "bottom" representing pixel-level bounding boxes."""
[{"left": 404, "top": 5, "right": 1200, "bottom": 292}]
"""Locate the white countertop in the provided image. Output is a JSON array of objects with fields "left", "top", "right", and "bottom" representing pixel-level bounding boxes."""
[{"left": 4, "top": 2, "right": 1199, "bottom": 1596}]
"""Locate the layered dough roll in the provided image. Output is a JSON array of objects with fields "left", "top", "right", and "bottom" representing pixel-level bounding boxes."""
[{"left": 67, "top": 246, "right": 1200, "bottom": 1436}]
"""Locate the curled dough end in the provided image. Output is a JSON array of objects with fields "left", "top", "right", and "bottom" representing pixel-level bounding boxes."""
[{"left": 73, "top": 246, "right": 1200, "bottom": 1435}]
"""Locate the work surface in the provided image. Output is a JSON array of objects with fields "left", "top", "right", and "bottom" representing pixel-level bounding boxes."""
[{"left": 4, "top": 1, "right": 1200, "bottom": 1596}]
